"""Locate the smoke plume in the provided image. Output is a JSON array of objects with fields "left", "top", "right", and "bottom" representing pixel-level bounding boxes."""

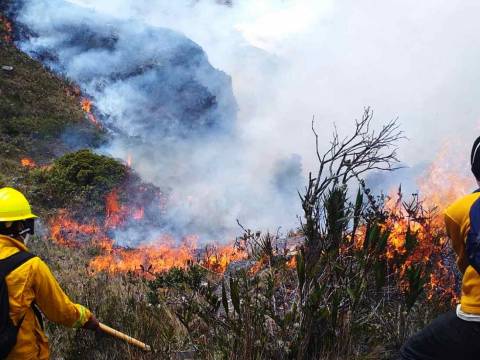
[{"left": 8, "top": 0, "right": 480, "bottom": 245}]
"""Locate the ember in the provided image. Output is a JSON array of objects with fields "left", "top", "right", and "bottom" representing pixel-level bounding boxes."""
[
  {"left": 20, "top": 158, "right": 36, "bottom": 168},
  {"left": 0, "top": 15, "right": 12, "bottom": 43}
]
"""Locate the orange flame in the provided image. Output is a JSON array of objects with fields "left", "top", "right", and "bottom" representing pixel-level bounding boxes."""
[
  {"left": 89, "top": 243, "right": 194, "bottom": 278},
  {"left": 287, "top": 256, "right": 297, "bottom": 269},
  {"left": 80, "top": 98, "right": 100, "bottom": 127},
  {"left": 105, "top": 190, "right": 125, "bottom": 228},
  {"left": 383, "top": 146, "right": 472, "bottom": 302},
  {"left": 20, "top": 158, "right": 36, "bottom": 168},
  {"left": 88, "top": 241, "right": 246, "bottom": 277},
  {"left": 49, "top": 188, "right": 246, "bottom": 276},
  {"left": 201, "top": 245, "right": 247, "bottom": 273},
  {"left": 50, "top": 210, "right": 112, "bottom": 248},
  {"left": 81, "top": 98, "right": 92, "bottom": 112}
]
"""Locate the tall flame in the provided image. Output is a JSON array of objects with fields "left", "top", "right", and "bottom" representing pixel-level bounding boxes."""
[{"left": 381, "top": 147, "right": 472, "bottom": 302}]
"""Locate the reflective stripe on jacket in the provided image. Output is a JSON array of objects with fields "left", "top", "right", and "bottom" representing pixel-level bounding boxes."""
[{"left": 0, "top": 235, "right": 91, "bottom": 359}]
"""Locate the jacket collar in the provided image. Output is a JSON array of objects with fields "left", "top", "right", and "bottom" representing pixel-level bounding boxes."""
[{"left": 0, "top": 235, "right": 28, "bottom": 252}]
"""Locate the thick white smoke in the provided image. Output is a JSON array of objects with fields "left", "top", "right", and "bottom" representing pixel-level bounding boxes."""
[
  {"left": 9, "top": 0, "right": 307, "bottom": 245},
  {"left": 10, "top": 0, "right": 480, "bottom": 245},
  {"left": 63, "top": 0, "right": 480, "bottom": 199},
  {"left": 65, "top": 0, "right": 480, "bottom": 166}
]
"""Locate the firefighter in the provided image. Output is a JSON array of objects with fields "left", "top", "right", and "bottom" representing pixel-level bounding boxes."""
[
  {"left": 399, "top": 137, "right": 480, "bottom": 359},
  {"left": 0, "top": 187, "right": 99, "bottom": 359}
]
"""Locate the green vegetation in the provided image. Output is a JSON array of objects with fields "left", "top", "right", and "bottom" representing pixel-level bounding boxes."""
[
  {"left": 20, "top": 111, "right": 453, "bottom": 359},
  {"left": 26, "top": 150, "right": 128, "bottom": 217},
  {"left": 28, "top": 236, "right": 188, "bottom": 360},
  {"left": 0, "top": 38, "right": 104, "bottom": 185}
]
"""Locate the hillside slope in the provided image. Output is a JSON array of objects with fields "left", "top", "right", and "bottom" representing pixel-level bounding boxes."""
[{"left": 0, "top": 24, "right": 103, "bottom": 187}]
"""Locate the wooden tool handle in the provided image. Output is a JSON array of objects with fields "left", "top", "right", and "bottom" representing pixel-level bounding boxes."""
[{"left": 99, "top": 323, "right": 152, "bottom": 352}]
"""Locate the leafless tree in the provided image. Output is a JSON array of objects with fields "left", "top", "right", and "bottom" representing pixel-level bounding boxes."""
[{"left": 296, "top": 107, "right": 403, "bottom": 359}]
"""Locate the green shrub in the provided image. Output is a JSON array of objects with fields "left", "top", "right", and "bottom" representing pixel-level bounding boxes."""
[{"left": 27, "top": 149, "right": 127, "bottom": 217}]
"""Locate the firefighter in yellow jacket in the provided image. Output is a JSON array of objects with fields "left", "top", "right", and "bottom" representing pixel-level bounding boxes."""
[
  {"left": 0, "top": 187, "right": 99, "bottom": 359},
  {"left": 400, "top": 137, "right": 480, "bottom": 359}
]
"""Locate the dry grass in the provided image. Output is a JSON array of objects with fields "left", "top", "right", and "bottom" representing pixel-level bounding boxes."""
[
  {"left": 28, "top": 236, "right": 189, "bottom": 360},
  {"left": 0, "top": 39, "right": 103, "bottom": 187}
]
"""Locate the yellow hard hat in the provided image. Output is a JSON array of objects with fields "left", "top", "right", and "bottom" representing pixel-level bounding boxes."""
[{"left": 0, "top": 187, "right": 37, "bottom": 222}]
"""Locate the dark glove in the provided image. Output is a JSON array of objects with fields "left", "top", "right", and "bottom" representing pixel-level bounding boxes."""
[{"left": 83, "top": 315, "right": 100, "bottom": 331}]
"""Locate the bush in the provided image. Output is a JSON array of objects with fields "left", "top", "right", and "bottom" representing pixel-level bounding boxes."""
[{"left": 27, "top": 149, "right": 128, "bottom": 217}]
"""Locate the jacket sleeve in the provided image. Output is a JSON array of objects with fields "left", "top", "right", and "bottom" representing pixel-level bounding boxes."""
[
  {"left": 445, "top": 211, "right": 469, "bottom": 274},
  {"left": 31, "top": 259, "right": 92, "bottom": 328}
]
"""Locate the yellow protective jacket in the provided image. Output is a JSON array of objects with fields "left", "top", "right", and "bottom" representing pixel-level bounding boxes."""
[
  {"left": 0, "top": 235, "right": 91, "bottom": 359},
  {"left": 445, "top": 191, "right": 480, "bottom": 314}
]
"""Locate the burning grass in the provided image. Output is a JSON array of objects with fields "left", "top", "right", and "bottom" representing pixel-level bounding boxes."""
[
  {"left": 28, "top": 111, "right": 468, "bottom": 359},
  {"left": 0, "top": 34, "right": 104, "bottom": 189},
  {"left": 0, "top": 42, "right": 468, "bottom": 356},
  {"left": 34, "top": 182, "right": 458, "bottom": 359}
]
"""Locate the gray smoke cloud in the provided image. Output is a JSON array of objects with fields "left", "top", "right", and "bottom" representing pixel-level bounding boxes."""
[
  {"left": 9, "top": 0, "right": 480, "bottom": 245},
  {"left": 61, "top": 0, "right": 480, "bottom": 191},
  {"left": 64, "top": 0, "right": 480, "bottom": 163},
  {"left": 8, "top": 0, "right": 307, "bottom": 245}
]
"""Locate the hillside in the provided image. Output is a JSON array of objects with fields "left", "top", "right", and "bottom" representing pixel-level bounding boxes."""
[{"left": 0, "top": 35, "right": 104, "bottom": 185}]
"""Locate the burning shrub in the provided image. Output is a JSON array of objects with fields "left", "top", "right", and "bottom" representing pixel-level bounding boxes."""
[
  {"left": 27, "top": 149, "right": 128, "bottom": 217},
  {"left": 131, "top": 110, "right": 457, "bottom": 359}
]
